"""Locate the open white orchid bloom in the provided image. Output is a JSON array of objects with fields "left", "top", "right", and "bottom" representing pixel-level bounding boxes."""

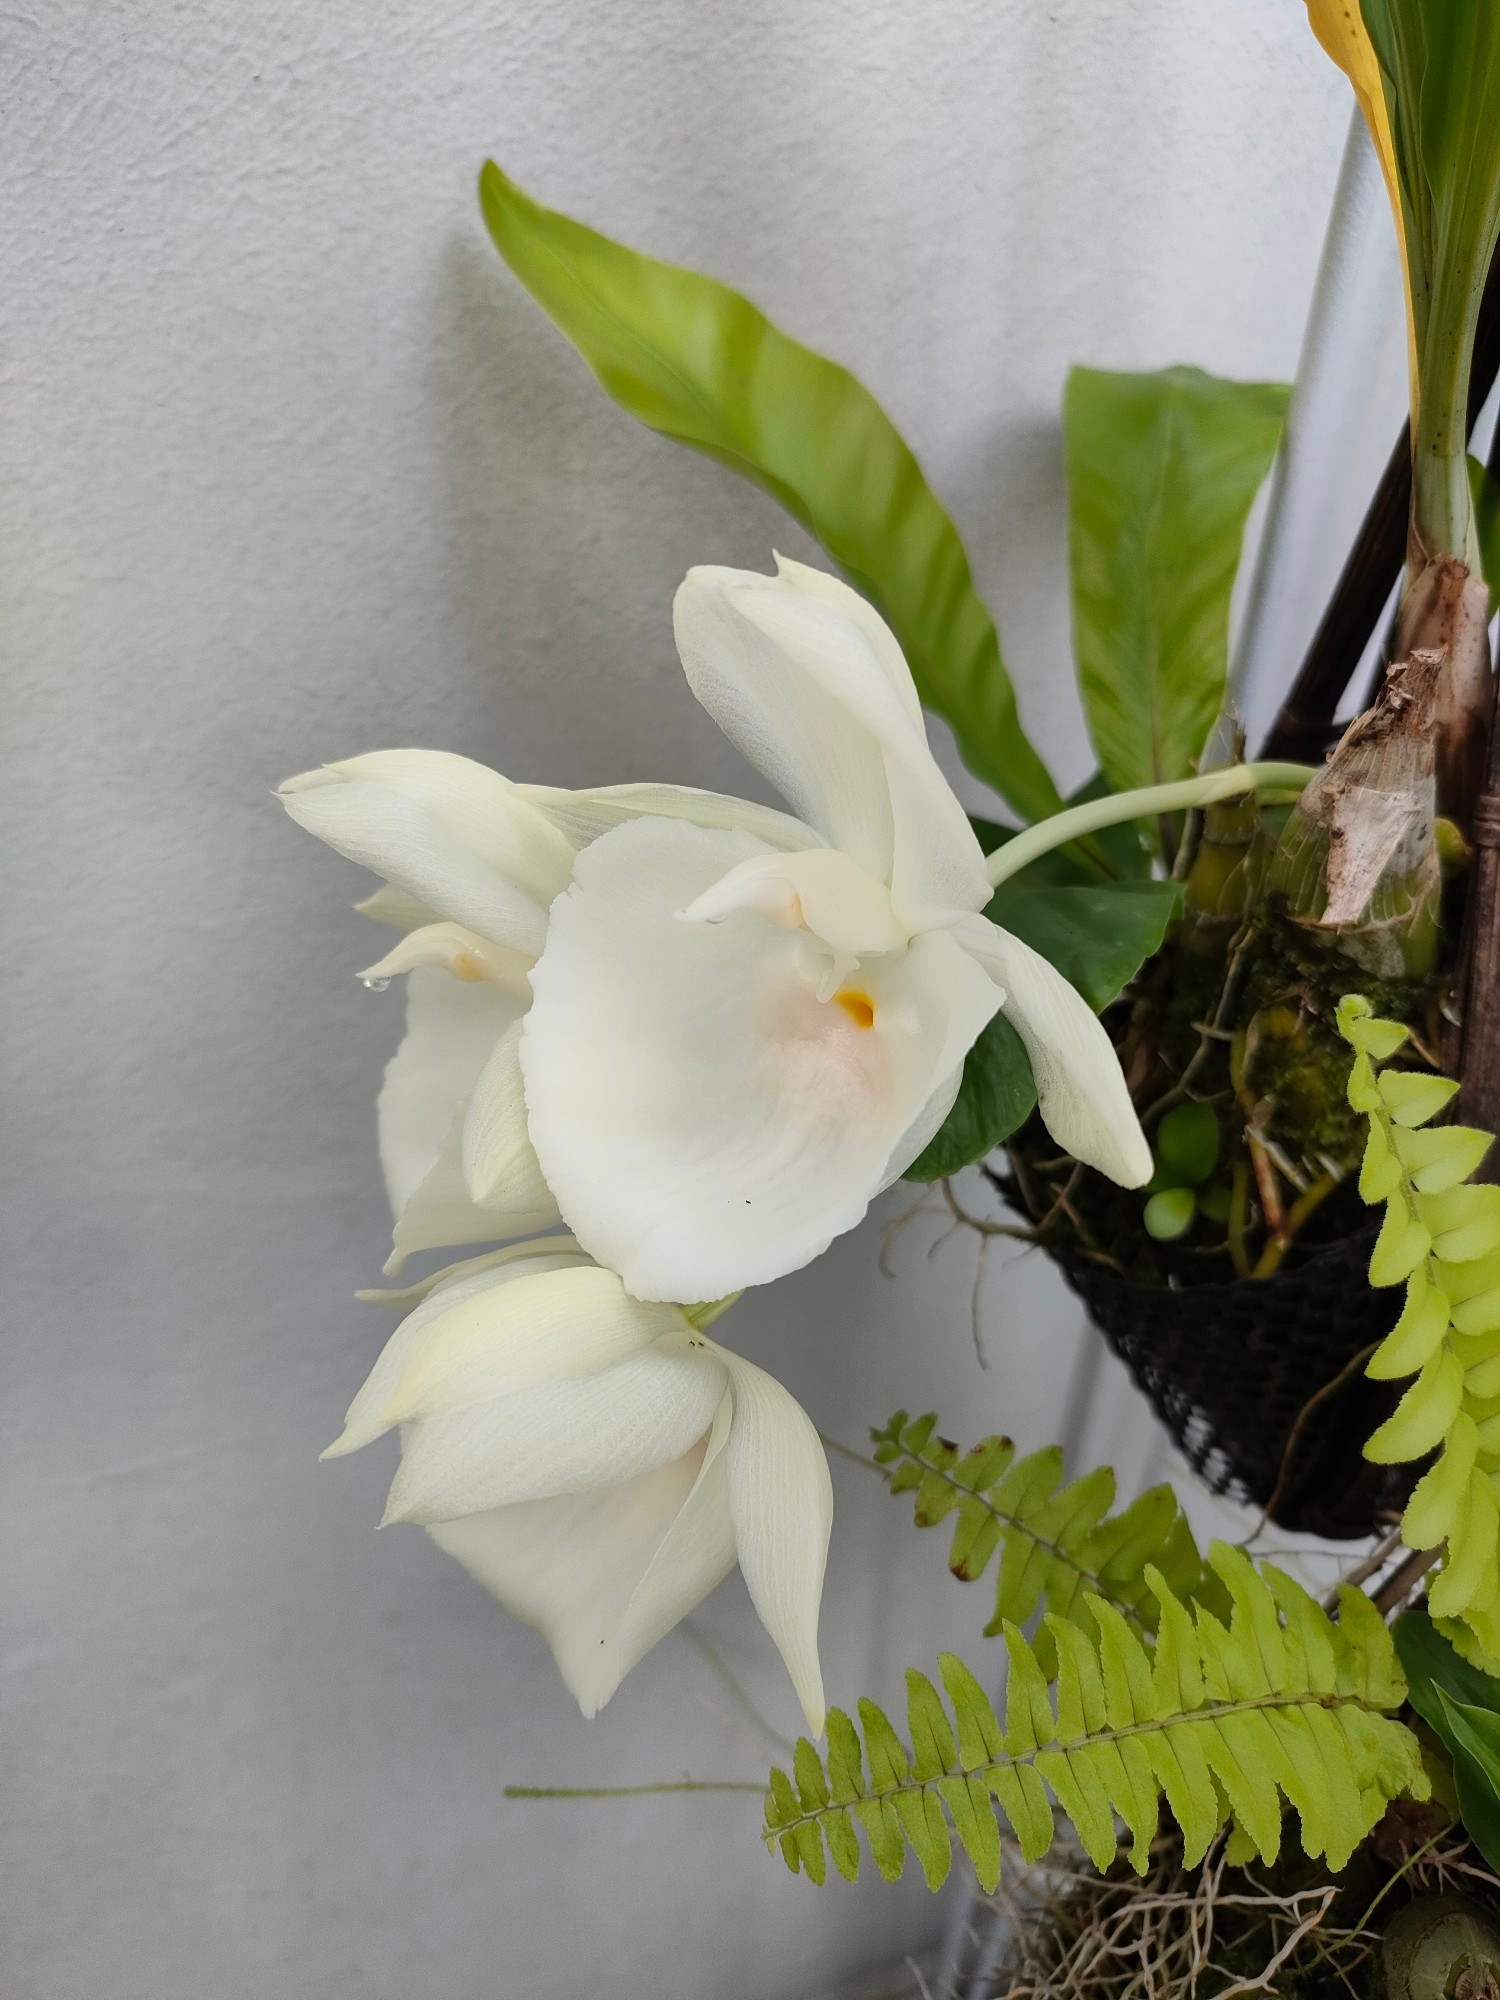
[
  {"left": 278, "top": 751, "right": 576, "bottom": 1272},
  {"left": 520, "top": 559, "right": 1151, "bottom": 1300},
  {"left": 326, "top": 1239, "right": 831, "bottom": 1730},
  {"left": 280, "top": 558, "right": 1148, "bottom": 1298},
  {"left": 278, "top": 754, "right": 818, "bottom": 1274}
]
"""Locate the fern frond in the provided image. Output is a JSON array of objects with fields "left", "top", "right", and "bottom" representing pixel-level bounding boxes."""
[
  {"left": 872, "top": 1412, "right": 1206, "bottom": 1672},
  {"left": 763, "top": 1541, "right": 1424, "bottom": 1890},
  {"left": 1338, "top": 996, "right": 1500, "bottom": 1669}
]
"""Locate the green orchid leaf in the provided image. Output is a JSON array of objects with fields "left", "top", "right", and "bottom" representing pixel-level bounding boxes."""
[
  {"left": 479, "top": 162, "right": 1063, "bottom": 824},
  {"left": 904, "top": 881, "right": 1178, "bottom": 1179},
  {"left": 985, "top": 880, "right": 1181, "bottom": 1014},
  {"left": 1468, "top": 456, "right": 1500, "bottom": 597},
  {"left": 1359, "top": 2, "right": 1500, "bottom": 559},
  {"left": 903, "top": 1013, "right": 1036, "bottom": 1182},
  {"left": 1064, "top": 365, "right": 1290, "bottom": 796},
  {"left": 1395, "top": 1608, "right": 1500, "bottom": 1870}
]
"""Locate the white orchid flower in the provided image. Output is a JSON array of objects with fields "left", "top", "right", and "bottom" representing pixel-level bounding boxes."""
[
  {"left": 277, "top": 755, "right": 813, "bottom": 1274},
  {"left": 278, "top": 751, "right": 576, "bottom": 1272},
  {"left": 519, "top": 559, "right": 1151, "bottom": 1300},
  {"left": 280, "top": 558, "right": 1149, "bottom": 1298},
  {"left": 325, "top": 1238, "right": 832, "bottom": 1729}
]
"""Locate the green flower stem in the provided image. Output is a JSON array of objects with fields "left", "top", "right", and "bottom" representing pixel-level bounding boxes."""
[
  {"left": 984, "top": 764, "right": 1316, "bottom": 890},
  {"left": 681, "top": 1294, "right": 741, "bottom": 1330}
]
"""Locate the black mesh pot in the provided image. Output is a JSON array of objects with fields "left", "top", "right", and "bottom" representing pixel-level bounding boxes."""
[{"left": 1057, "top": 1226, "right": 1414, "bottom": 1539}]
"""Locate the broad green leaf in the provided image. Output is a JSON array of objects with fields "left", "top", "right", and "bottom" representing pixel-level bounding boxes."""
[
  {"left": 986, "top": 881, "right": 1182, "bottom": 1013},
  {"left": 903, "top": 1012, "right": 1036, "bottom": 1181},
  {"left": 1064, "top": 365, "right": 1290, "bottom": 795},
  {"left": 1395, "top": 1609, "right": 1500, "bottom": 1870},
  {"left": 904, "top": 881, "right": 1178, "bottom": 1179},
  {"left": 1358, "top": 2, "right": 1500, "bottom": 557},
  {"left": 479, "top": 162, "right": 1063, "bottom": 823},
  {"left": 1468, "top": 456, "right": 1500, "bottom": 598}
]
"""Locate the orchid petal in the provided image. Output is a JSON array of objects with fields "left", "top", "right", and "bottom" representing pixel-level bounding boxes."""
[
  {"left": 428, "top": 1441, "right": 717, "bottom": 1717},
  {"left": 380, "top": 1265, "right": 682, "bottom": 1427},
  {"left": 383, "top": 1340, "right": 728, "bottom": 1524},
  {"left": 324, "top": 1243, "right": 590, "bottom": 1459},
  {"left": 610, "top": 1391, "right": 738, "bottom": 1680},
  {"left": 355, "top": 882, "right": 440, "bottom": 932},
  {"left": 957, "top": 916, "right": 1151, "bottom": 1188},
  {"left": 878, "top": 1064, "right": 967, "bottom": 1188},
  {"left": 672, "top": 567, "right": 893, "bottom": 877},
  {"left": 523, "top": 816, "right": 999, "bottom": 1298},
  {"left": 713, "top": 1343, "right": 832, "bottom": 1734},
  {"left": 673, "top": 564, "right": 990, "bottom": 927},
  {"left": 519, "top": 780, "right": 814, "bottom": 855},
  {"left": 378, "top": 968, "right": 517, "bottom": 1223},
  {"left": 770, "top": 553, "right": 923, "bottom": 724},
  {"left": 360, "top": 922, "right": 533, "bottom": 1002},
  {"left": 379, "top": 970, "right": 558, "bottom": 1276},
  {"left": 680, "top": 847, "right": 907, "bottom": 960},
  {"left": 460, "top": 1020, "right": 553, "bottom": 1215},
  {"left": 354, "top": 1235, "right": 584, "bottom": 1314},
  {"left": 280, "top": 751, "right": 570, "bottom": 956},
  {"left": 303, "top": 750, "right": 576, "bottom": 903}
]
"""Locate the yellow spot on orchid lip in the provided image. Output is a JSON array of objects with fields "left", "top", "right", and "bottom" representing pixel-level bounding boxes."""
[{"left": 836, "top": 989, "right": 876, "bottom": 1030}]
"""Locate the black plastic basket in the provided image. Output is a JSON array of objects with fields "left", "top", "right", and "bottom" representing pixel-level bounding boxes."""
[{"left": 1058, "top": 1225, "right": 1413, "bottom": 1539}]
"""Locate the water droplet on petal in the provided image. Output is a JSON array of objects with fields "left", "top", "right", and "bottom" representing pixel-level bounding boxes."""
[{"left": 358, "top": 975, "right": 392, "bottom": 993}]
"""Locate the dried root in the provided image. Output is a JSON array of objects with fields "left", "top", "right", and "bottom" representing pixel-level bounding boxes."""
[{"left": 963, "top": 1818, "right": 1499, "bottom": 2000}]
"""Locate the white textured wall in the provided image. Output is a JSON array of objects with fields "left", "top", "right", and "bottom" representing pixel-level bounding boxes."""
[{"left": 4, "top": 6, "right": 1353, "bottom": 1997}]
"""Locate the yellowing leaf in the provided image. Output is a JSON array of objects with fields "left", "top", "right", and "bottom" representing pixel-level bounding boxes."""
[{"left": 1305, "top": 1, "right": 1414, "bottom": 410}]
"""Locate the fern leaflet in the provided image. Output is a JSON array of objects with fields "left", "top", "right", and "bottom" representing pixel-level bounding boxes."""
[
  {"left": 763, "top": 1541, "right": 1424, "bottom": 1891},
  {"left": 872, "top": 1411, "right": 1206, "bottom": 1671},
  {"left": 1338, "top": 996, "right": 1500, "bottom": 1670}
]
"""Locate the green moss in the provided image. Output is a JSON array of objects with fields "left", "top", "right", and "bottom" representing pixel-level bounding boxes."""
[{"left": 1008, "top": 896, "right": 1443, "bottom": 1288}]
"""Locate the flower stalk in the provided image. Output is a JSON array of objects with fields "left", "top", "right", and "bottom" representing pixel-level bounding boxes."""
[{"left": 983, "top": 763, "right": 1315, "bottom": 891}]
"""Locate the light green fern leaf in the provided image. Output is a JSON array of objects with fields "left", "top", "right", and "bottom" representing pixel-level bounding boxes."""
[
  {"left": 872, "top": 1412, "right": 1206, "bottom": 1673},
  {"left": 1338, "top": 996, "right": 1500, "bottom": 1670},
  {"left": 763, "top": 1541, "right": 1424, "bottom": 1890}
]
